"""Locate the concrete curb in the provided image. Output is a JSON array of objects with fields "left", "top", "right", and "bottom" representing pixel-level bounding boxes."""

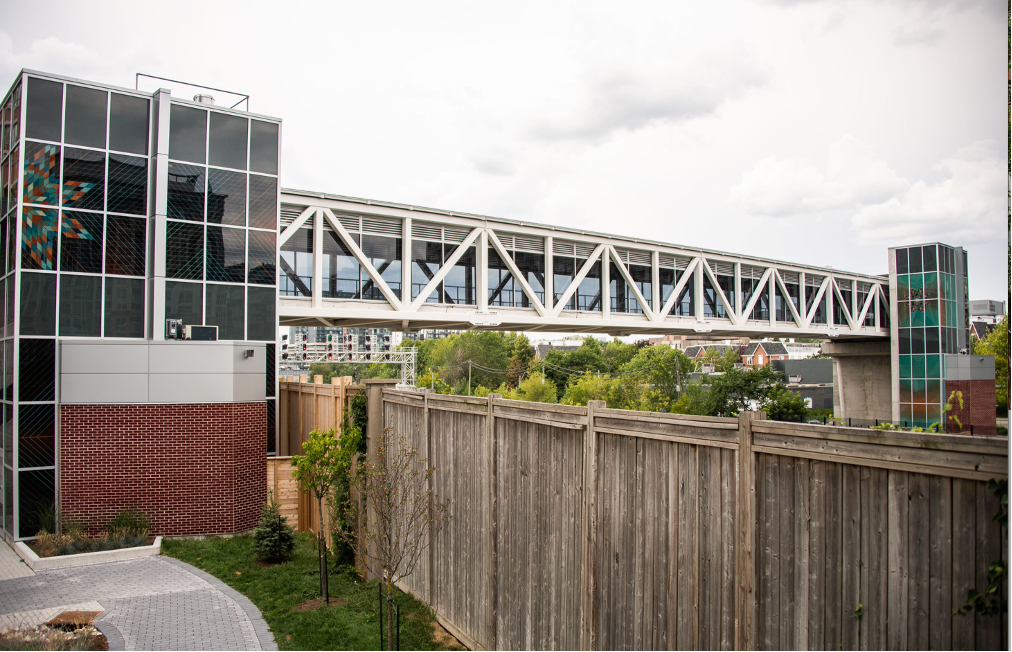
[
  {"left": 93, "top": 618, "right": 126, "bottom": 652},
  {"left": 14, "top": 538, "right": 162, "bottom": 571},
  {"left": 160, "top": 557, "right": 278, "bottom": 651}
]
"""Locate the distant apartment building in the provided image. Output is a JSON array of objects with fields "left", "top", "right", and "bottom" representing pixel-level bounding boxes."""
[
  {"left": 968, "top": 299, "right": 1005, "bottom": 325},
  {"left": 740, "top": 341, "right": 789, "bottom": 366}
]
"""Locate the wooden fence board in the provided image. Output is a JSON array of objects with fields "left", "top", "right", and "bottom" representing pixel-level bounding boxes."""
[
  {"left": 864, "top": 467, "right": 889, "bottom": 651},
  {"left": 888, "top": 471, "right": 909, "bottom": 651},
  {"left": 779, "top": 456, "right": 796, "bottom": 651},
  {"left": 974, "top": 481, "right": 1001, "bottom": 651},
  {"left": 908, "top": 473, "right": 930, "bottom": 651},
  {"left": 720, "top": 448, "right": 736, "bottom": 652},
  {"left": 841, "top": 464, "right": 861, "bottom": 650},
  {"left": 824, "top": 462, "right": 842, "bottom": 651},
  {"left": 809, "top": 460, "right": 827, "bottom": 651},
  {"left": 793, "top": 458, "right": 810, "bottom": 651},
  {"left": 928, "top": 475, "right": 952, "bottom": 651}
]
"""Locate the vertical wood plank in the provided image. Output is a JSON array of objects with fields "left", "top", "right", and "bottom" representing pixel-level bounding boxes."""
[
  {"left": 887, "top": 471, "right": 909, "bottom": 651},
  {"left": 735, "top": 411, "right": 762, "bottom": 651},
  {"left": 842, "top": 464, "right": 861, "bottom": 650},
  {"left": 928, "top": 475, "right": 952, "bottom": 651},
  {"left": 699, "top": 446, "right": 715, "bottom": 650},
  {"left": 780, "top": 456, "right": 796, "bottom": 651},
  {"left": 809, "top": 460, "right": 827, "bottom": 651},
  {"left": 720, "top": 448, "right": 736, "bottom": 652},
  {"left": 666, "top": 440, "right": 680, "bottom": 650},
  {"left": 974, "top": 480, "right": 1001, "bottom": 651},
  {"left": 794, "top": 458, "right": 810, "bottom": 651},
  {"left": 863, "top": 467, "right": 888, "bottom": 651},
  {"left": 677, "top": 442, "right": 699, "bottom": 650},
  {"left": 908, "top": 473, "right": 929, "bottom": 650}
]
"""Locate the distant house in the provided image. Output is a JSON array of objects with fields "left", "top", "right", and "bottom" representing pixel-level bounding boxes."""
[
  {"left": 970, "top": 320, "right": 997, "bottom": 341},
  {"left": 683, "top": 344, "right": 739, "bottom": 360},
  {"left": 739, "top": 341, "right": 789, "bottom": 366},
  {"left": 534, "top": 342, "right": 583, "bottom": 359}
]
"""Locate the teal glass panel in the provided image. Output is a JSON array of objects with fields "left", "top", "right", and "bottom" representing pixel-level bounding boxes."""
[
  {"left": 911, "top": 306, "right": 924, "bottom": 327},
  {"left": 926, "top": 379, "right": 941, "bottom": 405},
  {"left": 899, "top": 355, "right": 911, "bottom": 378},
  {"left": 925, "top": 354, "right": 941, "bottom": 379},
  {"left": 900, "top": 379, "right": 912, "bottom": 403},
  {"left": 912, "top": 380, "right": 926, "bottom": 404},
  {"left": 912, "top": 355, "right": 925, "bottom": 379},
  {"left": 924, "top": 272, "right": 938, "bottom": 300},
  {"left": 898, "top": 302, "right": 910, "bottom": 328},
  {"left": 909, "top": 273, "right": 923, "bottom": 296},
  {"left": 925, "top": 300, "right": 939, "bottom": 327},
  {"left": 925, "top": 404, "right": 941, "bottom": 427},
  {"left": 897, "top": 274, "right": 909, "bottom": 301}
]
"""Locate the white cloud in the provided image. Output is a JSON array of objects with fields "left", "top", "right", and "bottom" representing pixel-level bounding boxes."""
[
  {"left": 851, "top": 140, "right": 1004, "bottom": 245},
  {"left": 729, "top": 135, "right": 909, "bottom": 215}
]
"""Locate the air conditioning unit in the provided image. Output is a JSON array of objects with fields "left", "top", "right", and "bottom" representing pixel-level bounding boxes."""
[{"left": 184, "top": 325, "right": 218, "bottom": 341}]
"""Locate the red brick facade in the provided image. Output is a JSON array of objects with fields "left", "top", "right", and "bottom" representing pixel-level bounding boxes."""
[
  {"left": 944, "top": 380, "right": 998, "bottom": 436},
  {"left": 60, "top": 402, "right": 266, "bottom": 535}
]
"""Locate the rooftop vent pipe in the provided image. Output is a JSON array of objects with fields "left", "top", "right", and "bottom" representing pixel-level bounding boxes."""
[{"left": 193, "top": 94, "right": 215, "bottom": 105}]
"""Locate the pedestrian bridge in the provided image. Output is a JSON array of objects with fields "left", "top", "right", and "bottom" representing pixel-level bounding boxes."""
[{"left": 277, "top": 189, "right": 889, "bottom": 340}]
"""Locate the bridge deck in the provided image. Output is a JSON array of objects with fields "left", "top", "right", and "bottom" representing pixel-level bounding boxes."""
[{"left": 277, "top": 189, "right": 890, "bottom": 340}]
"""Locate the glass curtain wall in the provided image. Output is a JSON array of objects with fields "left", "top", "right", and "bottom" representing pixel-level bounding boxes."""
[
  {"left": 895, "top": 244, "right": 962, "bottom": 429},
  {"left": 741, "top": 265, "right": 769, "bottom": 321}
]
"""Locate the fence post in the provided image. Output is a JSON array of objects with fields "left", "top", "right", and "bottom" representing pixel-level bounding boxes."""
[
  {"left": 580, "top": 400, "right": 605, "bottom": 650},
  {"left": 424, "top": 389, "right": 434, "bottom": 606},
  {"left": 362, "top": 379, "right": 400, "bottom": 581},
  {"left": 736, "top": 410, "right": 765, "bottom": 651},
  {"left": 487, "top": 393, "right": 500, "bottom": 649}
]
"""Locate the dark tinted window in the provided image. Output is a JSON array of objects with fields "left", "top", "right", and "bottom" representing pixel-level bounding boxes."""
[
  {"left": 104, "top": 277, "right": 144, "bottom": 337},
  {"left": 19, "top": 338, "right": 55, "bottom": 401},
  {"left": 59, "top": 274, "right": 101, "bottom": 336},
  {"left": 248, "top": 175, "right": 277, "bottom": 230},
  {"left": 205, "top": 225, "right": 245, "bottom": 283},
  {"left": 922, "top": 245, "right": 936, "bottom": 272},
  {"left": 19, "top": 272, "right": 56, "bottom": 335},
  {"left": 266, "top": 399, "right": 276, "bottom": 455},
  {"left": 166, "top": 221, "right": 204, "bottom": 279},
  {"left": 925, "top": 327, "right": 939, "bottom": 354},
  {"left": 64, "top": 85, "right": 107, "bottom": 148},
  {"left": 247, "top": 286, "right": 275, "bottom": 341},
  {"left": 25, "top": 78, "right": 62, "bottom": 142},
  {"left": 895, "top": 248, "right": 908, "bottom": 275},
  {"left": 165, "top": 280, "right": 203, "bottom": 326},
  {"left": 169, "top": 104, "right": 206, "bottom": 164},
  {"left": 17, "top": 404, "right": 54, "bottom": 468},
  {"left": 107, "top": 154, "right": 147, "bottom": 215},
  {"left": 109, "top": 93, "right": 148, "bottom": 154},
  {"left": 167, "top": 162, "right": 204, "bottom": 221},
  {"left": 265, "top": 343, "right": 275, "bottom": 397},
  {"left": 908, "top": 247, "right": 922, "bottom": 274},
  {"left": 249, "top": 120, "right": 279, "bottom": 175},
  {"left": 205, "top": 283, "right": 244, "bottom": 340},
  {"left": 60, "top": 211, "right": 103, "bottom": 273},
  {"left": 18, "top": 469, "right": 54, "bottom": 538},
  {"left": 208, "top": 112, "right": 247, "bottom": 170},
  {"left": 206, "top": 168, "right": 245, "bottom": 225},
  {"left": 105, "top": 215, "right": 146, "bottom": 276},
  {"left": 62, "top": 148, "right": 105, "bottom": 211},
  {"left": 248, "top": 230, "right": 276, "bottom": 285}
]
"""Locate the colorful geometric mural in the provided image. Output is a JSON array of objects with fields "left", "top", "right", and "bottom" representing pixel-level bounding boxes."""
[
  {"left": 23, "top": 141, "right": 60, "bottom": 206},
  {"left": 21, "top": 205, "right": 58, "bottom": 270}
]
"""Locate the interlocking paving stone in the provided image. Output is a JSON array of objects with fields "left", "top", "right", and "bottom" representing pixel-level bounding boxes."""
[
  {"left": 0, "top": 541, "right": 34, "bottom": 581},
  {"left": 0, "top": 553, "right": 276, "bottom": 651}
]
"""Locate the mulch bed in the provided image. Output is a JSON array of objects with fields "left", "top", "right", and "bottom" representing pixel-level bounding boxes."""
[{"left": 293, "top": 597, "right": 347, "bottom": 612}]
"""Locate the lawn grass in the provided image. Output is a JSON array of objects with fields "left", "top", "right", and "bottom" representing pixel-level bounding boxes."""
[{"left": 162, "top": 532, "right": 461, "bottom": 651}]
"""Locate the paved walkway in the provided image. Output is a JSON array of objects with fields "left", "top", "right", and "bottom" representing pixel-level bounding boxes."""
[{"left": 0, "top": 547, "right": 276, "bottom": 651}]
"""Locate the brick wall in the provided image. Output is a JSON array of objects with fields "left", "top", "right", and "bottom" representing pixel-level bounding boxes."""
[
  {"left": 60, "top": 402, "right": 266, "bottom": 535},
  {"left": 944, "top": 379, "right": 998, "bottom": 436}
]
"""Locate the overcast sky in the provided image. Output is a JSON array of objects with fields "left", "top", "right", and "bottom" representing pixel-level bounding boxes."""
[{"left": 2, "top": 0, "right": 1007, "bottom": 301}]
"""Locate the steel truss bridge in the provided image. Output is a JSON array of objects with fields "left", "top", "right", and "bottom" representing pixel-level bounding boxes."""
[
  {"left": 280, "top": 345, "right": 417, "bottom": 386},
  {"left": 277, "top": 189, "right": 890, "bottom": 340}
]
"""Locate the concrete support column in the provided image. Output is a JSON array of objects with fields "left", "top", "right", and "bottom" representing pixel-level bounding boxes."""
[{"left": 823, "top": 340, "right": 892, "bottom": 423}]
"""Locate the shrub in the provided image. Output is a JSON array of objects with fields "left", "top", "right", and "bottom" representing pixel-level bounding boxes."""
[{"left": 253, "top": 490, "right": 295, "bottom": 562}]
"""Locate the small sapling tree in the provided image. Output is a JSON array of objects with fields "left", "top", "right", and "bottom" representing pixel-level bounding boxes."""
[
  {"left": 292, "top": 428, "right": 343, "bottom": 604},
  {"left": 253, "top": 490, "right": 295, "bottom": 563},
  {"left": 335, "top": 426, "right": 451, "bottom": 651}
]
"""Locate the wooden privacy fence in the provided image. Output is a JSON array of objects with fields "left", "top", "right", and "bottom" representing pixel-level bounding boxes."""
[
  {"left": 273, "top": 375, "right": 363, "bottom": 539},
  {"left": 361, "top": 379, "right": 1009, "bottom": 651}
]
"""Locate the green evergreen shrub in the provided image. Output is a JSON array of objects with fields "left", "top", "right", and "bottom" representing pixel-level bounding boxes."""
[{"left": 253, "top": 490, "right": 295, "bottom": 562}]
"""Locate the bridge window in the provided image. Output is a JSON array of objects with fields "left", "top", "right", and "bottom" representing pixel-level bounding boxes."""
[
  {"left": 806, "top": 276, "right": 827, "bottom": 324},
  {"left": 443, "top": 245, "right": 476, "bottom": 305},
  {"left": 489, "top": 248, "right": 543, "bottom": 308},
  {"left": 323, "top": 231, "right": 360, "bottom": 299},
  {"left": 703, "top": 271, "right": 734, "bottom": 319},
  {"left": 553, "top": 254, "right": 601, "bottom": 312},
  {"left": 833, "top": 283, "right": 853, "bottom": 326},
  {"left": 360, "top": 235, "right": 401, "bottom": 300},
  {"left": 279, "top": 226, "right": 312, "bottom": 297},
  {"left": 609, "top": 262, "right": 650, "bottom": 314},
  {"left": 411, "top": 240, "right": 443, "bottom": 303},
  {"left": 741, "top": 266, "right": 768, "bottom": 321}
]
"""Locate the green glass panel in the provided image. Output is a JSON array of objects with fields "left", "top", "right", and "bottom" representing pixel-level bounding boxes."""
[
  {"left": 912, "top": 380, "right": 926, "bottom": 404},
  {"left": 899, "top": 355, "right": 911, "bottom": 379},
  {"left": 912, "top": 355, "right": 925, "bottom": 379},
  {"left": 924, "top": 272, "right": 938, "bottom": 300},
  {"left": 900, "top": 379, "right": 912, "bottom": 402},
  {"left": 897, "top": 274, "right": 909, "bottom": 301},
  {"left": 925, "top": 354, "right": 941, "bottom": 379},
  {"left": 926, "top": 379, "right": 941, "bottom": 405},
  {"left": 925, "top": 300, "right": 939, "bottom": 327},
  {"left": 898, "top": 302, "right": 910, "bottom": 328},
  {"left": 911, "top": 305, "right": 924, "bottom": 327},
  {"left": 909, "top": 273, "right": 923, "bottom": 296}
]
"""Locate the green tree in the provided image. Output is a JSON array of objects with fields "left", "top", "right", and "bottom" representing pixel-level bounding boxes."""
[
  {"left": 602, "top": 340, "right": 640, "bottom": 373},
  {"left": 764, "top": 384, "right": 809, "bottom": 422},
  {"left": 617, "top": 345, "right": 695, "bottom": 412},
  {"left": 561, "top": 372, "right": 621, "bottom": 407},
  {"left": 971, "top": 316, "right": 1009, "bottom": 408},
  {"left": 427, "top": 331, "right": 510, "bottom": 390},
  {"left": 543, "top": 337, "right": 608, "bottom": 398},
  {"left": 500, "top": 372, "right": 559, "bottom": 403},
  {"left": 671, "top": 380, "right": 712, "bottom": 415},
  {"left": 291, "top": 429, "right": 345, "bottom": 603}
]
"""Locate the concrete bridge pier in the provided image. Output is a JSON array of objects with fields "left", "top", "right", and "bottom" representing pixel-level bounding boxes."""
[{"left": 823, "top": 340, "right": 892, "bottom": 423}]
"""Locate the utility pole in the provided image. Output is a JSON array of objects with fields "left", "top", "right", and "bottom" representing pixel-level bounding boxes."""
[{"left": 468, "top": 361, "right": 472, "bottom": 396}]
